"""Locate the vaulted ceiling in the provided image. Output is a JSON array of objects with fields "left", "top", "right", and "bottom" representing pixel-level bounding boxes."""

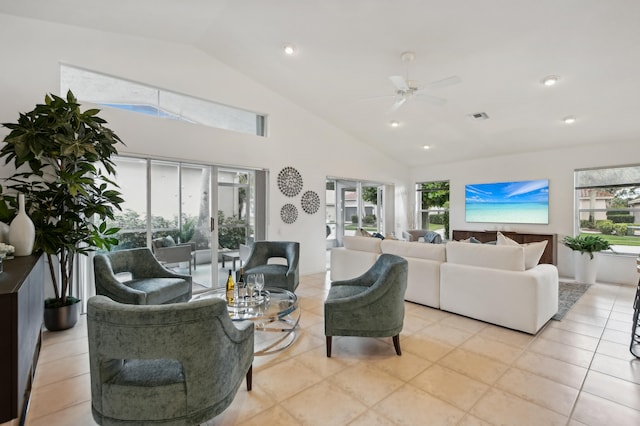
[{"left": 2, "top": 0, "right": 639, "bottom": 166}]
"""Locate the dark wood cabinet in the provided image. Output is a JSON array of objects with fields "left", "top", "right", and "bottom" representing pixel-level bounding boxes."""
[
  {"left": 452, "top": 230, "right": 557, "bottom": 265},
  {"left": 0, "top": 254, "right": 44, "bottom": 424}
]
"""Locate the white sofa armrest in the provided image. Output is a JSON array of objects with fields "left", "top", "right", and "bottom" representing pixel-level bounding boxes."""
[{"left": 440, "top": 263, "right": 558, "bottom": 334}]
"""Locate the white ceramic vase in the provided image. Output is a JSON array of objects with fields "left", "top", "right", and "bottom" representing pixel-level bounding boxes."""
[
  {"left": 9, "top": 194, "right": 35, "bottom": 256},
  {"left": 574, "top": 251, "right": 598, "bottom": 285}
]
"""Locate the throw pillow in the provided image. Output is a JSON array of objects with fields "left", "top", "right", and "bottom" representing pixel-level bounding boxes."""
[
  {"left": 163, "top": 235, "right": 176, "bottom": 247},
  {"left": 424, "top": 231, "right": 443, "bottom": 244},
  {"left": 496, "top": 232, "right": 547, "bottom": 268},
  {"left": 496, "top": 231, "right": 518, "bottom": 247},
  {"left": 371, "top": 232, "right": 385, "bottom": 240},
  {"left": 461, "top": 236, "right": 481, "bottom": 243},
  {"left": 522, "top": 240, "right": 548, "bottom": 269}
]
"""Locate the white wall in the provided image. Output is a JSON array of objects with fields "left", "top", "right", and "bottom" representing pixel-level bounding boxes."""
[
  {"left": 0, "top": 14, "right": 410, "bottom": 275},
  {"left": 411, "top": 141, "right": 640, "bottom": 285}
]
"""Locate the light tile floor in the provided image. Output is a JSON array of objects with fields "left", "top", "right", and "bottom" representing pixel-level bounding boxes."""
[{"left": 23, "top": 273, "right": 640, "bottom": 426}]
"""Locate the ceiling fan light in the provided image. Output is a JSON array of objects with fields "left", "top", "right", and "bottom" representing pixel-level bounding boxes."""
[
  {"left": 542, "top": 75, "right": 559, "bottom": 86},
  {"left": 423, "top": 145, "right": 430, "bottom": 150},
  {"left": 390, "top": 120, "right": 400, "bottom": 128},
  {"left": 283, "top": 44, "right": 297, "bottom": 55},
  {"left": 563, "top": 116, "right": 576, "bottom": 124}
]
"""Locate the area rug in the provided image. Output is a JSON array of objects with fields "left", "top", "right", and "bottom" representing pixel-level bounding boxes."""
[{"left": 552, "top": 281, "right": 591, "bottom": 321}]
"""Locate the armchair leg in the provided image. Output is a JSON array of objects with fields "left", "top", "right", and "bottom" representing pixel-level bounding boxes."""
[
  {"left": 246, "top": 365, "right": 252, "bottom": 391},
  {"left": 392, "top": 335, "right": 402, "bottom": 356},
  {"left": 326, "top": 336, "right": 332, "bottom": 357}
]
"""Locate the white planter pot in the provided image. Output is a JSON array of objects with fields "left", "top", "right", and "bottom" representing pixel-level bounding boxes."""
[{"left": 574, "top": 251, "right": 598, "bottom": 284}]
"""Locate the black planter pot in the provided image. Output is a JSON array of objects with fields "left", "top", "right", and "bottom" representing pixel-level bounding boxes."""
[{"left": 44, "top": 299, "right": 81, "bottom": 331}]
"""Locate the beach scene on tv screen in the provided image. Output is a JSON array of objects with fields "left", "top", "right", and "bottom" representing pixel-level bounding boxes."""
[{"left": 465, "top": 179, "right": 549, "bottom": 224}]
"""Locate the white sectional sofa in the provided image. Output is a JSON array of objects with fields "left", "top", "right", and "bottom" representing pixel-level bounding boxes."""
[
  {"left": 329, "top": 235, "right": 558, "bottom": 334},
  {"left": 440, "top": 241, "right": 558, "bottom": 334},
  {"left": 330, "top": 236, "right": 445, "bottom": 308}
]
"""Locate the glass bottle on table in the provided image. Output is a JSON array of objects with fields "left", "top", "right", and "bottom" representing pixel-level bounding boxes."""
[
  {"left": 225, "top": 269, "right": 235, "bottom": 305},
  {"left": 237, "top": 268, "right": 246, "bottom": 302}
]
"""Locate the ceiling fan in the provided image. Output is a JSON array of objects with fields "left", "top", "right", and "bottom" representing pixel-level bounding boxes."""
[{"left": 373, "top": 51, "right": 461, "bottom": 112}]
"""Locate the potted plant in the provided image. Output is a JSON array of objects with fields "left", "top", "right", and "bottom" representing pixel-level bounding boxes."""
[
  {"left": 562, "top": 234, "right": 611, "bottom": 285},
  {"left": 0, "top": 91, "right": 124, "bottom": 330}
]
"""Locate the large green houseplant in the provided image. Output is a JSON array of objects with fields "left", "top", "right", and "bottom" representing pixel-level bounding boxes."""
[
  {"left": 562, "top": 235, "right": 611, "bottom": 260},
  {"left": 0, "top": 91, "right": 124, "bottom": 329},
  {"left": 562, "top": 234, "right": 611, "bottom": 285}
]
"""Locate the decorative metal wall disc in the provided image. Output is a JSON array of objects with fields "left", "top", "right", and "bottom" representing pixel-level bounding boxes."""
[
  {"left": 280, "top": 203, "right": 298, "bottom": 224},
  {"left": 301, "top": 190, "right": 320, "bottom": 214},
  {"left": 277, "top": 166, "right": 303, "bottom": 197}
]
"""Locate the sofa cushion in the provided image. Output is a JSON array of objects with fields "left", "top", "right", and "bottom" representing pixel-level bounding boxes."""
[
  {"left": 381, "top": 240, "right": 446, "bottom": 262},
  {"left": 342, "top": 235, "right": 382, "bottom": 253},
  {"left": 445, "top": 241, "right": 525, "bottom": 271},
  {"left": 497, "top": 232, "right": 548, "bottom": 269}
]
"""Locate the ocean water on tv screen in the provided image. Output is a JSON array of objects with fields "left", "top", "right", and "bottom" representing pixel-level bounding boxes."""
[{"left": 465, "top": 202, "right": 548, "bottom": 224}]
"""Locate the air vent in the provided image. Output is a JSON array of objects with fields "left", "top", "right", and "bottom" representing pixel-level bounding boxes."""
[{"left": 470, "top": 112, "right": 489, "bottom": 120}]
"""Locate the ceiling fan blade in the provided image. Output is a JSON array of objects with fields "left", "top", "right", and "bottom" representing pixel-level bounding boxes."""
[
  {"left": 358, "top": 94, "right": 397, "bottom": 102},
  {"left": 389, "top": 75, "right": 409, "bottom": 91},
  {"left": 415, "top": 93, "right": 447, "bottom": 106},
  {"left": 427, "top": 75, "right": 461, "bottom": 90},
  {"left": 388, "top": 97, "right": 407, "bottom": 112}
]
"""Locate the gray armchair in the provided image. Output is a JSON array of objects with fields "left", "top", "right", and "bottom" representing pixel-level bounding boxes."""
[
  {"left": 87, "top": 295, "right": 254, "bottom": 425},
  {"left": 244, "top": 241, "right": 300, "bottom": 292},
  {"left": 324, "top": 253, "right": 408, "bottom": 357},
  {"left": 151, "top": 236, "right": 196, "bottom": 274},
  {"left": 94, "top": 248, "right": 192, "bottom": 305}
]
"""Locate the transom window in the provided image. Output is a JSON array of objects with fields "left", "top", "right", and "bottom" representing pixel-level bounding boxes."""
[{"left": 60, "top": 64, "right": 266, "bottom": 137}]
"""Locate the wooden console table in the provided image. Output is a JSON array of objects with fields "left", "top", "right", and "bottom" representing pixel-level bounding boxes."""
[
  {"left": 452, "top": 230, "right": 557, "bottom": 265},
  {"left": 0, "top": 254, "right": 44, "bottom": 424}
]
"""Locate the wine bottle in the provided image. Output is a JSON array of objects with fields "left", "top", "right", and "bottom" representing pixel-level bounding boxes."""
[
  {"left": 225, "top": 269, "right": 235, "bottom": 305},
  {"left": 237, "top": 268, "right": 246, "bottom": 300}
]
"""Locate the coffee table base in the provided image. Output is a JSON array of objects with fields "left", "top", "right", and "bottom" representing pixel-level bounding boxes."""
[{"left": 253, "top": 310, "right": 301, "bottom": 356}]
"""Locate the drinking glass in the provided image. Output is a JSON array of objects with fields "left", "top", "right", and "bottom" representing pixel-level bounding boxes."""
[
  {"left": 237, "top": 279, "right": 247, "bottom": 304},
  {"left": 246, "top": 274, "right": 256, "bottom": 302},
  {"left": 255, "top": 273, "right": 265, "bottom": 299}
]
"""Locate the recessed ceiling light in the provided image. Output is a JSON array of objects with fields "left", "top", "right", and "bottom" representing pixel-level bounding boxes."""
[
  {"left": 542, "top": 75, "right": 559, "bottom": 86},
  {"left": 423, "top": 145, "right": 430, "bottom": 150},
  {"left": 283, "top": 44, "right": 297, "bottom": 55},
  {"left": 563, "top": 116, "right": 576, "bottom": 124},
  {"left": 390, "top": 120, "right": 400, "bottom": 128}
]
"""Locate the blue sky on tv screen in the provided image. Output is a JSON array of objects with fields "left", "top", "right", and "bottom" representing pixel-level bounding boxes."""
[{"left": 466, "top": 180, "right": 549, "bottom": 204}]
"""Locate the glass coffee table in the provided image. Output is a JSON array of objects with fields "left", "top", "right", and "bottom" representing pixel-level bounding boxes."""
[{"left": 191, "top": 287, "right": 300, "bottom": 355}]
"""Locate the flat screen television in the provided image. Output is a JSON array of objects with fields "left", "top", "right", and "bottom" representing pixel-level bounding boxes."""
[{"left": 465, "top": 179, "right": 549, "bottom": 224}]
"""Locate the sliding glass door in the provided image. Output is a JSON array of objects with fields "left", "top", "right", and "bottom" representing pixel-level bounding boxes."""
[
  {"left": 106, "top": 157, "right": 262, "bottom": 289},
  {"left": 327, "top": 178, "right": 385, "bottom": 247}
]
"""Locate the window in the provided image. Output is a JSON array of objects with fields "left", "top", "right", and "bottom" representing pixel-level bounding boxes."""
[
  {"left": 575, "top": 164, "right": 640, "bottom": 254},
  {"left": 416, "top": 181, "right": 450, "bottom": 239},
  {"left": 60, "top": 64, "right": 266, "bottom": 136}
]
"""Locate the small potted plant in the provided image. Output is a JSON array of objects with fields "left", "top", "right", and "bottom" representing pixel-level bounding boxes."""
[
  {"left": 0, "top": 91, "right": 124, "bottom": 330},
  {"left": 562, "top": 235, "right": 611, "bottom": 284}
]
